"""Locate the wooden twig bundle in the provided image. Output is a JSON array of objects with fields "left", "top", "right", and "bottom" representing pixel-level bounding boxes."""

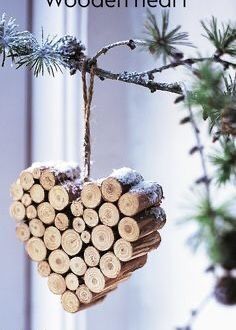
[{"left": 10, "top": 164, "right": 166, "bottom": 313}]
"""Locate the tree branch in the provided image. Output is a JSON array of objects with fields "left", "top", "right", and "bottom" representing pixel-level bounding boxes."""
[{"left": 91, "top": 39, "right": 146, "bottom": 62}]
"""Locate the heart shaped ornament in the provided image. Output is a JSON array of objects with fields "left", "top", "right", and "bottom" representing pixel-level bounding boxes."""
[{"left": 10, "top": 163, "right": 166, "bottom": 313}]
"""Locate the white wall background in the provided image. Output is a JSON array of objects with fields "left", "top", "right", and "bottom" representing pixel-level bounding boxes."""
[{"left": 0, "top": 2, "right": 29, "bottom": 330}]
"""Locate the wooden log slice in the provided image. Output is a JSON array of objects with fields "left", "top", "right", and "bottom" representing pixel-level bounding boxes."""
[
  {"left": 16, "top": 223, "right": 31, "bottom": 242},
  {"left": 83, "top": 209, "right": 99, "bottom": 227},
  {"left": 49, "top": 182, "right": 81, "bottom": 211},
  {"left": 81, "top": 231, "right": 91, "bottom": 244},
  {"left": 76, "top": 285, "right": 93, "bottom": 305},
  {"left": 29, "top": 219, "right": 45, "bottom": 237},
  {"left": 65, "top": 273, "right": 79, "bottom": 291},
  {"left": 71, "top": 200, "right": 84, "bottom": 217},
  {"left": 61, "top": 230, "right": 82, "bottom": 256},
  {"left": 84, "top": 246, "right": 100, "bottom": 267},
  {"left": 61, "top": 291, "right": 80, "bottom": 313},
  {"left": 48, "top": 273, "right": 66, "bottom": 295},
  {"left": 44, "top": 226, "right": 61, "bottom": 251},
  {"left": 121, "top": 255, "right": 148, "bottom": 276},
  {"left": 39, "top": 162, "right": 81, "bottom": 191},
  {"left": 38, "top": 261, "right": 51, "bottom": 277},
  {"left": 10, "top": 182, "right": 24, "bottom": 201},
  {"left": 26, "top": 238, "right": 47, "bottom": 262},
  {"left": 114, "top": 232, "right": 161, "bottom": 261},
  {"left": 26, "top": 205, "right": 37, "bottom": 220},
  {"left": 81, "top": 183, "right": 102, "bottom": 209},
  {"left": 73, "top": 217, "right": 86, "bottom": 233},
  {"left": 101, "top": 168, "right": 143, "bottom": 202},
  {"left": 91, "top": 225, "right": 114, "bottom": 252},
  {"left": 21, "top": 194, "right": 32, "bottom": 207},
  {"left": 98, "top": 203, "right": 120, "bottom": 227},
  {"left": 20, "top": 171, "right": 34, "bottom": 191},
  {"left": 118, "top": 182, "right": 163, "bottom": 217},
  {"left": 70, "top": 257, "right": 87, "bottom": 276},
  {"left": 79, "top": 297, "right": 106, "bottom": 312},
  {"left": 10, "top": 201, "right": 25, "bottom": 221},
  {"left": 48, "top": 249, "right": 70, "bottom": 274},
  {"left": 32, "top": 167, "right": 41, "bottom": 180},
  {"left": 30, "top": 184, "right": 45, "bottom": 204},
  {"left": 100, "top": 252, "right": 121, "bottom": 279},
  {"left": 37, "top": 202, "right": 55, "bottom": 225},
  {"left": 84, "top": 267, "right": 105, "bottom": 293},
  {"left": 55, "top": 213, "right": 69, "bottom": 231},
  {"left": 118, "top": 206, "right": 166, "bottom": 242}
]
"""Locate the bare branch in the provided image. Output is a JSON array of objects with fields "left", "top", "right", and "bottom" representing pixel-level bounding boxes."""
[{"left": 91, "top": 39, "right": 147, "bottom": 62}]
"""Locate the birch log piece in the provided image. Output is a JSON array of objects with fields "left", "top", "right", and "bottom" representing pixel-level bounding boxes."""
[
  {"left": 83, "top": 209, "right": 99, "bottom": 227},
  {"left": 76, "top": 284, "right": 93, "bottom": 304},
  {"left": 10, "top": 181, "right": 24, "bottom": 201},
  {"left": 21, "top": 194, "right": 32, "bottom": 207},
  {"left": 26, "top": 205, "right": 37, "bottom": 220},
  {"left": 61, "top": 291, "right": 80, "bottom": 313},
  {"left": 44, "top": 226, "right": 61, "bottom": 251},
  {"left": 101, "top": 168, "right": 144, "bottom": 202},
  {"left": 26, "top": 238, "right": 47, "bottom": 262},
  {"left": 100, "top": 252, "right": 121, "bottom": 279},
  {"left": 38, "top": 162, "right": 81, "bottom": 191},
  {"left": 38, "top": 261, "right": 51, "bottom": 277},
  {"left": 10, "top": 201, "right": 25, "bottom": 221},
  {"left": 73, "top": 217, "right": 86, "bottom": 233},
  {"left": 81, "top": 231, "right": 91, "bottom": 244},
  {"left": 65, "top": 273, "right": 79, "bottom": 291},
  {"left": 48, "top": 273, "right": 66, "bottom": 295},
  {"left": 55, "top": 213, "right": 69, "bottom": 231},
  {"left": 19, "top": 170, "right": 34, "bottom": 191},
  {"left": 118, "top": 206, "right": 166, "bottom": 242},
  {"left": 61, "top": 230, "right": 83, "bottom": 256},
  {"left": 49, "top": 181, "right": 81, "bottom": 211},
  {"left": 48, "top": 249, "right": 70, "bottom": 274},
  {"left": 70, "top": 257, "right": 87, "bottom": 276},
  {"left": 29, "top": 219, "right": 45, "bottom": 237},
  {"left": 114, "top": 232, "right": 161, "bottom": 261},
  {"left": 84, "top": 246, "right": 100, "bottom": 267},
  {"left": 81, "top": 182, "right": 102, "bottom": 209},
  {"left": 118, "top": 181, "right": 163, "bottom": 216},
  {"left": 91, "top": 225, "right": 115, "bottom": 252},
  {"left": 37, "top": 202, "right": 55, "bottom": 224},
  {"left": 98, "top": 203, "right": 120, "bottom": 227},
  {"left": 30, "top": 184, "right": 45, "bottom": 204},
  {"left": 79, "top": 297, "right": 106, "bottom": 312},
  {"left": 16, "top": 223, "right": 31, "bottom": 242},
  {"left": 71, "top": 199, "right": 84, "bottom": 217},
  {"left": 84, "top": 267, "right": 106, "bottom": 293}
]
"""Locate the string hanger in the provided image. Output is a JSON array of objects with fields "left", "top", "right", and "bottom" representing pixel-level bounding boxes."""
[{"left": 81, "top": 61, "right": 96, "bottom": 182}]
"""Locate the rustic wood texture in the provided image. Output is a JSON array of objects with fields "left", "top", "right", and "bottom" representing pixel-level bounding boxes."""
[
  {"left": 48, "top": 273, "right": 66, "bottom": 295},
  {"left": 55, "top": 213, "right": 69, "bottom": 231},
  {"left": 16, "top": 223, "right": 31, "bottom": 242},
  {"left": 30, "top": 184, "right": 45, "bottom": 203},
  {"left": 118, "top": 182, "right": 163, "bottom": 216},
  {"left": 101, "top": 168, "right": 143, "bottom": 202},
  {"left": 49, "top": 181, "right": 81, "bottom": 211},
  {"left": 81, "top": 182, "right": 102, "bottom": 208},
  {"left": 38, "top": 261, "right": 51, "bottom": 277},
  {"left": 29, "top": 219, "right": 45, "bottom": 238},
  {"left": 73, "top": 217, "right": 86, "bottom": 233},
  {"left": 10, "top": 181, "right": 24, "bottom": 201},
  {"left": 83, "top": 208, "right": 99, "bottom": 227},
  {"left": 39, "top": 162, "right": 81, "bottom": 191},
  {"left": 99, "top": 203, "right": 120, "bottom": 227},
  {"left": 10, "top": 164, "right": 165, "bottom": 313}
]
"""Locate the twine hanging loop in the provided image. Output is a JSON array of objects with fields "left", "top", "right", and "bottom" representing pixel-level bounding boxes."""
[{"left": 82, "top": 61, "right": 96, "bottom": 182}]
